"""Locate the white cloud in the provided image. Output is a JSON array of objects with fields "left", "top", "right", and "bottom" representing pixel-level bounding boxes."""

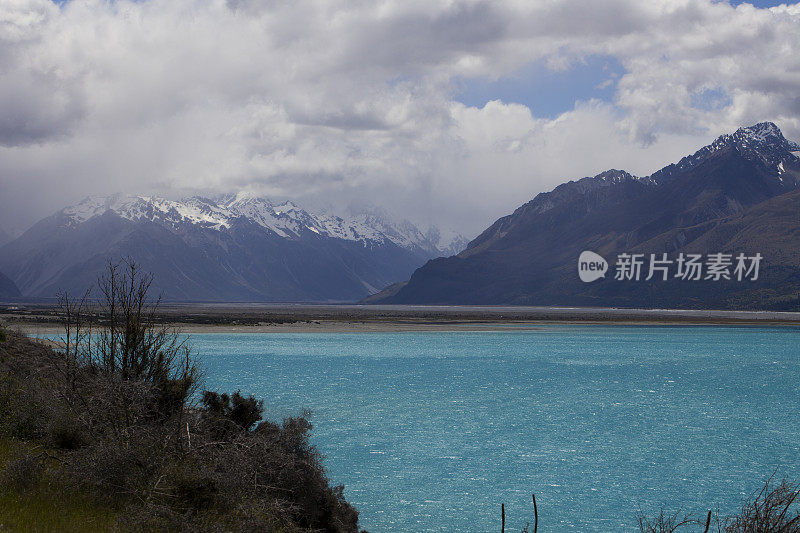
[{"left": 0, "top": 0, "right": 799, "bottom": 237}]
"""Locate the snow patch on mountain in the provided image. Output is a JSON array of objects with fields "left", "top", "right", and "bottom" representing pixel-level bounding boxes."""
[
  {"left": 651, "top": 122, "right": 799, "bottom": 185},
  {"left": 63, "top": 195, "right": 233, "bottom": 230},
  {"left": 60, "top": 194, "right": 467, "bottom": 256},
  {"left": 424, "top": 226, "right": 470, "bottom": 257},
  {"left": 522, "top": 123, "right": 800, "bottom": 217}
]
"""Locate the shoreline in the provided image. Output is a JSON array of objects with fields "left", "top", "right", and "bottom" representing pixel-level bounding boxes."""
[
  {"left": 4, "top": 303, "right": 800, "bottom": 334},
  {"left": 8, "top": 318, "right": 800, "bottom": 336}
]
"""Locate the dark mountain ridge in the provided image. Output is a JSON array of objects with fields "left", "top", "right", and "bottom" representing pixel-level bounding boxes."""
[{"left": 375, "top": 122, "right": 800, "bottom": 310}]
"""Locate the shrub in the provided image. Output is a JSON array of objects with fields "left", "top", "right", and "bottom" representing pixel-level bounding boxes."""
[
  {"left": 637, "top": 508, "right": 701, "bottom": 533},
  {"left": 173, "top": 467, "right": 219, "bottom": 511},
  {"left": 0, "top": 382, "right": 45, "bottom": 441},
  {"left": 201, "top": 390, "right": 264, "bottom": 437}
]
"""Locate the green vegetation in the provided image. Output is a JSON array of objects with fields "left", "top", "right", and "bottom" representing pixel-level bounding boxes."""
[
  {"left": 0, "top": 447, "right": 117, "bottom": 533},
  {"left": 0, "top": 261, "right": 361, "bottom": 532}
]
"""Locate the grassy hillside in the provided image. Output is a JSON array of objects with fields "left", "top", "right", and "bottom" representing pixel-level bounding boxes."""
[{"left": 0, "top": 323, "right": 361, "bottom": 532}]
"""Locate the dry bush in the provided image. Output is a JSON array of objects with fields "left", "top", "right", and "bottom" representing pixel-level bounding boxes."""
[
  {"left": 637, "top": 508, "right": 704, "bottom": 533},
  {"left": 639, "top": 476, "right": 800, "bottom": 533},
  {"left": 724, "top": 477, "right": 800, "bottom": 532}
]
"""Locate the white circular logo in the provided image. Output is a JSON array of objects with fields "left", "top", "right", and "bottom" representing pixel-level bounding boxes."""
[{"left": 578, "top": 251, "right": 608, "bottom": 282}]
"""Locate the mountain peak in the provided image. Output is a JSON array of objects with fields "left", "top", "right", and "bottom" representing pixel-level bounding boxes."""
[
  {"left": 648, "top": 122, "right": 799, "bottom": 184},
  {"left": 62, "top": 194, "right": 128, "bottom": 224},
  {"left": 63, "top": 195, "right": 233, "bottom": 230},
  {"left": 596, "top": 169, "right": 638, "bottom": 183},
  {"left": 218, "top": 192, "right": 268, "bottom": 211},
  {"left": 736, "top": 121, "right": 781, "bottom": 138},
  {"left": 728, "top": 121, "right": 798, "bottom": 151},
  {"left": 523, "top": 168, "right": 646, "bottom": 216},
  {"left": 272, "top": 201, "right": 301, "bottom": 214},
  {"left": 716, "top": 121, "right": 800, "bottom": 171}
]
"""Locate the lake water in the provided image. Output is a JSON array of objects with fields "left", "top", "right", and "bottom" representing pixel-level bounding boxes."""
[{"left": 181, "top": 326, "right": 798, "bottom": 531}]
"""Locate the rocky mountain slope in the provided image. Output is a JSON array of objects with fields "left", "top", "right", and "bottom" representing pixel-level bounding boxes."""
[
  {"left": 0, "top": 194, "right": 466, "bottom": 302},
  {"left": 373, "top": 122, "right": 800, "bottom": 310},
  {"left": 0, "top": 270, "right": 20, "bottom": 299}
]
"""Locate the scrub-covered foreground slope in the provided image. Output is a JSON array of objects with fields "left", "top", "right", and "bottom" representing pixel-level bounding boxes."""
[{"left": 374, "top": 122, "right": 800, "bottom": 310}]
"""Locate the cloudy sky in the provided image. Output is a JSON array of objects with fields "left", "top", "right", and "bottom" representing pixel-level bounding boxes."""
[{"left": 1, "top": 0, "right": 799, "bottom": 237}]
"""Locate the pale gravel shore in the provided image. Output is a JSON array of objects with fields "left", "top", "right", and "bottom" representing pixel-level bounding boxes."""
[
  {"left": 4, "top": 303, "right": 800, "bottom": 335},
  {"left": 9, "top": 318, "right": 800, "bottom": 336},
  {"left": 11, "top": 320, "right": 552, "bottom": 335}
]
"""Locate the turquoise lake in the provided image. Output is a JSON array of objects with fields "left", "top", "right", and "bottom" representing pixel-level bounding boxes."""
[{"left": 184, "top": 326, "right": 798, "bottom": 531}]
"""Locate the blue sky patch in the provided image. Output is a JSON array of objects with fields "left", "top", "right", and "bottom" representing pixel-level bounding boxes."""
[
  {"left": 453, "top": 55, "right": 624, "bottom": 118},
  {"left": 726, "top": 0, "right": 797, "bottom": 6},
  {"left": 690, "top": 87, "right": 733, "bottom": 111}
]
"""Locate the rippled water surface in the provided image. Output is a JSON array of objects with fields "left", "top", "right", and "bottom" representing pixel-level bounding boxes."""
[{"left": 186, "top": 326, "right": 800, "bottom": 531}]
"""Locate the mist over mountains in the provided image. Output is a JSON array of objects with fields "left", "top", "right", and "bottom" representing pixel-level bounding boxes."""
[
  {"left": 0, "top": 195, "right": 467, "bottom": 302},
  {"left": 371, "top": 122, "right": 800, "bottom": 310},
  {"left": 2, "top": 122, "right": 799, "bottom": 309}
]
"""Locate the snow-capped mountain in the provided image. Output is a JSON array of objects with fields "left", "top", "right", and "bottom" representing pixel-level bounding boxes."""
[
  {"left": 524, "top": 123, "right": 800, "bottom": 219},
  {"left": 650, "top": 122, "right": 800, "bottom": 185},
  {"left": 374, "top": 122, "right": 800, "bottom": 310},
  {"left": 61, "top": 193, "right": 462, "bottom": 256},
  {"left": 507, "top": 123, "right": 800, "bottom": 222},
  {"left": 0, "top": 194, "right": 467, "bottom": 302}
]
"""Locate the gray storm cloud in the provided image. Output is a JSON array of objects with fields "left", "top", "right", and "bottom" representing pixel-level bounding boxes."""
[{"left": 0, "top": 0, "right": 799, "bottom": 237}]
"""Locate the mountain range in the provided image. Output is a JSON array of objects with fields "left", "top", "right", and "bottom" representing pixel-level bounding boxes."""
[
  {"left": 3, "top": 122, "right": 798, "bottom": 309},
  {"left": 0, "top": 194, "right": 467, "bottom": 302},
  {"left": 370, "top": 122, "right": 800, "bottom": 310}
]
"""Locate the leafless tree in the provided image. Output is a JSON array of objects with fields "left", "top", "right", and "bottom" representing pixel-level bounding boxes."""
[
  {"left": 57, "top": 288, "right": 91, "bottom": 368},
  {"left": 92, "top": 259, "right": 196, "bottom": 386},
  {"left": 58, "top": 259, "right": 200, "bottom": 420}
]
